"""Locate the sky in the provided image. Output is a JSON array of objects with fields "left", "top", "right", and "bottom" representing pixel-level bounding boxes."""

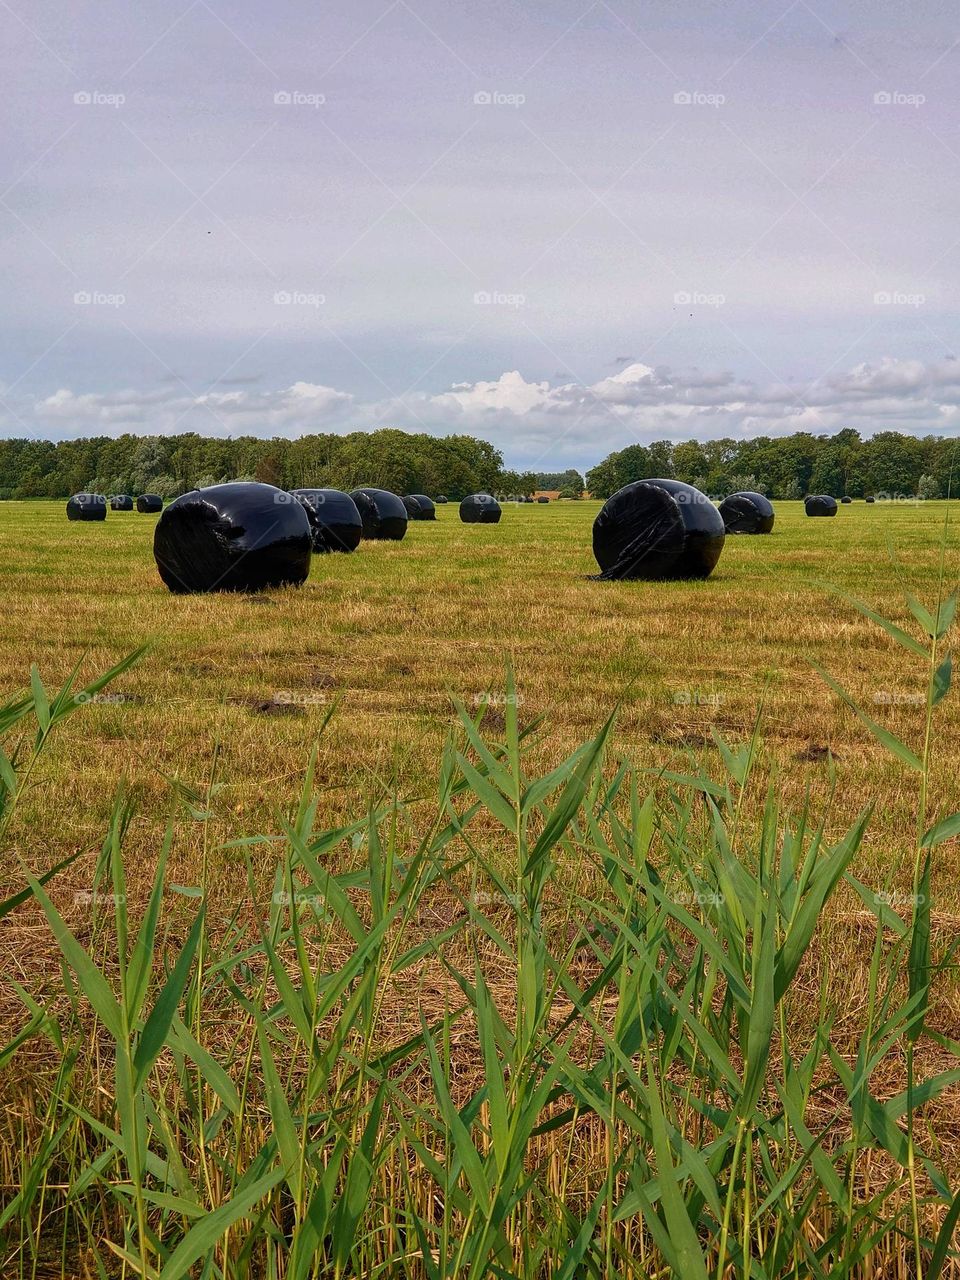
[{"left": 2, "top": 0, "right": 959, "bottom": 472}]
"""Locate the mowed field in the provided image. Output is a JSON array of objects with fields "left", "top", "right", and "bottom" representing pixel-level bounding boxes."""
[
  {"left": 4, "top": 495, "right": 960, "bottom": 1273},
  {"left": 1, "top": 497, "right": 956, "bottom": 887}
]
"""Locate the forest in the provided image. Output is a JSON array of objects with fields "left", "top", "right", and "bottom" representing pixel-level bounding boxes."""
[{"left": 0, "top": 425, "right": 956, "bottom": 500}]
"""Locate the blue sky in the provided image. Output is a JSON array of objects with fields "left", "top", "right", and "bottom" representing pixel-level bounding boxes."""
[{"left": 2, "top": 0, "right": 959, "bottom": 470}]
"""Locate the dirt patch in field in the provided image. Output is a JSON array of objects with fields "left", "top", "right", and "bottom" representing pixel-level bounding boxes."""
[
  {"left": 795, "top": 743, "right": 838, "bottom": 762},
  {"left": 228, "top": 695, "right": 306, "bottom": 717}
]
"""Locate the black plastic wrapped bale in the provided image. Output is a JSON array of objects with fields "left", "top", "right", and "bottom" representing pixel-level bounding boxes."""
[
  {"left": 109, "top": 494, "right": 133, "bottom": 511},
  {"left": 459, "top": 493, "right": 502, "bottom": 524},
  {"left": 401, "top": 495, "right": 424, "bottom": 519},
  {"left": 719, "top": 491, "right": 775, "bottom": 534},
  {"left": 841, "top": 496, "right": 853, "bottom": 504},
  {"left": 865, "top": 495, "right": 876, "bottom": 504},
  {"left": 153, "top": 482, "right": 312, "bottom": 594},
  {"left": 408, "top": 494, "right": 437, "bottom": 520},
  {"left": 435, "top": 495, "right": 449, "bottom": 504},
  {"left": 349, "top": 488, "right": 408, "bottom": 541},
  {"left": 592, "top": 479, "right": 725, "bottom": 581},
  {"left": 290, "top": 488, "right": 362, "bottom": 553},
  {"left": 537, "top": 496, "right": 550, "bottom": 504},
  {"left": 804, "top": 495, "right": 838, "bottom": 517},
  {"left": 137, "top": 494, "right": 163, "bottom": 513},
  {"left": 67, "top": 493, "right": 107, "bottom": 522}
]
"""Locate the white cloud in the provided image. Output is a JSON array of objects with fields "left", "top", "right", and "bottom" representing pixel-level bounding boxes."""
[
  {"left": 432, "top": 371, "right": 553, "bottom": 415},
  {"left": 7, "top": 357, "right": 960, "bottom": 466}
]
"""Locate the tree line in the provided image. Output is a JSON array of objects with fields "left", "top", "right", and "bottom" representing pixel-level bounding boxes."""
[
  {"left": 0, "top": 426, "right": 958, "bottom": 501},
  {"left": 0, "top": 430, "right": 544, "bottom": 502},
  {"left": 585, "top": 429, "right": 960, "bottom": 499}
]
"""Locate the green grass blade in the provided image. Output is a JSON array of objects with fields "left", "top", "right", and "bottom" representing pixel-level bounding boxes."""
[
  {"left": 23, "top": 869, "right": 123, "bottom": 1040},
  {"left": 134, "top": 908, "right": 204, "bottom": 1085},
  {"left": 811, "top": 663, "right": 923, "bottom": 771},
  {"left": 157, "top": 1167, "right": 286, "bottom": 1280}
]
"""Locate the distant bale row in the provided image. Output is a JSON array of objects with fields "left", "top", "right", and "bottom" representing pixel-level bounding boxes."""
[
  {"left": 150, "top": 481, "right": 507, "bottom": 593},
  {"left": 68, "top": 493, "right": 163, "bottom": 519}
]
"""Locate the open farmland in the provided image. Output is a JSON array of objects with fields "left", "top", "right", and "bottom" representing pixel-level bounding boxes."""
[
  {"left": 2, "top": 497, "right": 957, "bottom": 881},
  {"left": 2, "top": 495, "right": 960, "bottom": 1277}
]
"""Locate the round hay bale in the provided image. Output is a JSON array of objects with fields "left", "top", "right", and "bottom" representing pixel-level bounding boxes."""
[
  {"left": 804, "top": 495, "right": 838, "bottom": 517},
  {"left": 137, "top": 494, "right": 163, "bottom": 513},
  {"left": 290, "top": 488, "right": 362, "bottom": 553},
  {"left": 435, "top": 495, "right": 449, "bottom": 504},
  {"left": 109, "top": 494, "right": 133, "bottom": 511},
  {"left": 537, "top": 496, "right": 550, "bottom": 504},
  {"left": 401, "top": 495, "right": 424, "bottom": 519},
  {"left": 719, "top": 490, "right": 775, "bottom": 534},
  {"left": 840, "top": 495, "right": 853, "bottom": 504},
  {"left": 460, "top": 493, "right": 502, "bottom": 524},
  {"left": 407, "top": 494, "right": 437, "bottom": 520},
  {"left": 153, "top": 482, "right": 312, "bottom": 594},
  {"left": 592, "top": 479, "right": 725, "bottom": 580},
  {"left": 349, "top": 488, "right": 408, "bottom": 541},
  {"left": 67, "top": 493, "right": 107, "bottom": 521},
  {"left": 865, "top": 495, "right": 876, "bottom": 503}
]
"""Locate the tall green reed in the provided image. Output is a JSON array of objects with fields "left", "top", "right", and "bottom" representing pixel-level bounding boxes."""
[{"left": 1, "top": 598, "right": 958, "bottom": 1277}]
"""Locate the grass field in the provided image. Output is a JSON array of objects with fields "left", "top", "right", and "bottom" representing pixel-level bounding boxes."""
[
  {"left": 2, "top": 495, "right": 960, "bottom": 1276},
  {"left": 2, "top": 497, "right": 956, "bottom": 885}
]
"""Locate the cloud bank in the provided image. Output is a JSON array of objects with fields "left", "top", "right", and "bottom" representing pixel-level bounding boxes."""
[{"left": 6, "top": 356, "right": 960, "bottom": 470}]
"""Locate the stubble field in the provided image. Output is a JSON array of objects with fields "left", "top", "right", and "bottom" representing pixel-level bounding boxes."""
[
  {"left": 2, "top": 494, "right": 960, "bottom": 1276},
  {"left": 1, "top": 496, "right": 955, "bottom": 885}
]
